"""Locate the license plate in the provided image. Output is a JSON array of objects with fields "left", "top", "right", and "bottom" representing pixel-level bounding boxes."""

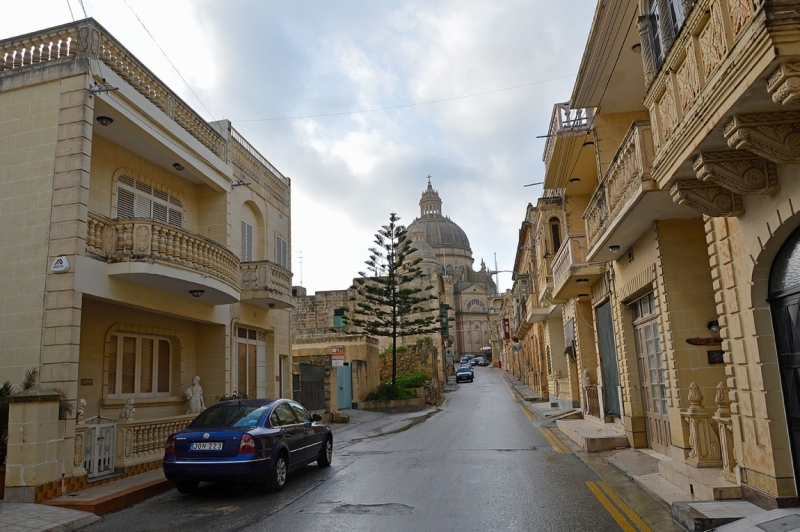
[{"left": 191, "top": 442, "right": 223, "bottom": 451}]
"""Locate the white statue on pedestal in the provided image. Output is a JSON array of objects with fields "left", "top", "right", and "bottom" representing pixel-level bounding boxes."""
[
  {"left": 184, "top": 376, "right": 206, "bottom": 415},
  {"left": 76, "top": 398, "right": 87, "bottom": 424},
  {"left": 119, "top": 398, "right": 135, "bottom": 420}
]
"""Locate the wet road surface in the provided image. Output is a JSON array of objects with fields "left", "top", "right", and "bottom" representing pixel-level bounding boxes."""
[{"left": 84, "top": 368, "right": 642, "bottom": 531}]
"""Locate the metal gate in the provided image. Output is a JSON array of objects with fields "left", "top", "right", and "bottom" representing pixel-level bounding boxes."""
[
  {"left": 337, "top": 364, "right": 352, "bottom": 410},
  {"left": 83, "top": 416, "right": 116, "bottom": 479},
  {"left": 299, "top": 363, "right": 325, "bottom": 411}
]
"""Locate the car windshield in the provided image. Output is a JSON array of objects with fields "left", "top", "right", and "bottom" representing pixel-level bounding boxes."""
[
  {"left": 457, "top": 367, "right": 471, "bottom": 373},
  {"left": 189, "top": 405, "right": 269, "bottom": 429}
]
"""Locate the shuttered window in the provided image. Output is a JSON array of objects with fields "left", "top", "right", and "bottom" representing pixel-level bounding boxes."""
[
  {"left": 241, "top": 220, "right": 254, "bottom": 262},
  {"left": 276, "top": 236, "right": 288, "bottom": 268},
  {"left": 116, "top": 175, "right": 183, "bottom": 228},
  {"left": 108, "top": 333, "right": 171, "bottom": 398}
]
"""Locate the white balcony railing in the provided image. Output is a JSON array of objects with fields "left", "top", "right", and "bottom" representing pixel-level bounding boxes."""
[{"left": 543, "top": 103, "right": 595, "bottom": 168}]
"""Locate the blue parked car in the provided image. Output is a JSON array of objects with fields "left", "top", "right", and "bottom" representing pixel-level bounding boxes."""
[{"left": 163, "top": 398, "right": 332, "bottom": 494}]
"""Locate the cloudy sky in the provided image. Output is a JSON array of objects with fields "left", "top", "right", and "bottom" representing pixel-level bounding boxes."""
[{"left": 4, "top": 1, "right": 595, "bottom": 294}]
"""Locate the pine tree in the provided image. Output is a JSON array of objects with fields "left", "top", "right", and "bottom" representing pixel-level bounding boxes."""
[{"left": 347, "top": 213, "right": 443, "bottom": 396}]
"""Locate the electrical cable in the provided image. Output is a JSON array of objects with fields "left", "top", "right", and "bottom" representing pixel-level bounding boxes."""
[
  {"left": 121, "top": 0, "right": 217, "bottom": 121},
  {"left": 232, "top": 74, "right": 577, "bottom": 122}
]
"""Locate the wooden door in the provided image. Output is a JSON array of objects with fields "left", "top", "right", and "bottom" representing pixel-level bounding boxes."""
[{"left": 633, "top": 292, "right": 671, "bottom": 455}]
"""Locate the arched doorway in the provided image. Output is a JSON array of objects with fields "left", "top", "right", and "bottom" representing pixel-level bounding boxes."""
[{"left": 768, "top": 225, "right": 800, "bottom": 494}]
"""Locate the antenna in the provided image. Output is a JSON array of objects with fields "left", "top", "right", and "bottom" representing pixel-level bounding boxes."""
[{"left": 298, "top": 250, "right": 304, "bottom": 286}]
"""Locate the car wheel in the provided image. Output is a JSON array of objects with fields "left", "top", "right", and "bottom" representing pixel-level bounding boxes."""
[
  {"left": 318, "top": 436, "right": 333, "bottom": 468},
  {"left": 267, "top": 452, "right": 288, "bottom": 492},
  {"left": 176, "top": 481, "right": 199, "bottom": 494}
]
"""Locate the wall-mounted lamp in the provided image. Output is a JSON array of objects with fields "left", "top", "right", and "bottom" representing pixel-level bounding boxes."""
[
  {"left": 609, "top": 245, "right": 621, "bottom": 252},
  {"left": 96, "top": 116, "right": 114, "bottom": 127},
  {"left": 632, "top": 43, "right": 642, "bottom": 54},
  {"left": 173, "top": 163, "right": 184, "bottom": 171},
  {"left": 707, "top": 320, "right": 721, "bottom": 333},
  {"left": 189, "top": 289, "right": 205, "bottom": 298},
  {"left": 577, "top": 293, "right": 589, "bottom": 299},
  {"left": 570, "top": 178, "right": 581, "bottom": 183},
  {"left": 582, "top": 141, "right": 594, "bottom": 147},
  {"left": 576, "top": 279, "right": 589, "bottom": 284}
]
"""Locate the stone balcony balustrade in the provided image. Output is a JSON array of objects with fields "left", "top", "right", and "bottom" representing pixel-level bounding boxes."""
[
  {"left": 583, "top": 120, "right": 662, "bottom": 262},
  {"left": 240, "top": 260, "right": 295, "bottom": 309},
  {"left": 551, "top": 234, "right": 606, "bottom": 301},
  {"left": 86, "top": 212, "right": 240, "bottom": 305}
]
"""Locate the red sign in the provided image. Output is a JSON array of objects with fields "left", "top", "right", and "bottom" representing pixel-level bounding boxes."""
[{"left": 502, "top": 318, "right": 510, "bottom": 340}]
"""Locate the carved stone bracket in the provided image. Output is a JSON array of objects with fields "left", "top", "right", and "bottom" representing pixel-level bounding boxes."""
[
  {"left": 693, "top": 151, "right": 779, "bottom": 195},
  {"left": 671, "top": 180, "right": 745, "bottom": 217},
  {"left": 767, "top": 62, "right": 800, "bottom": 105},
  {"left": 724, "top": 112, "right": 800, "bottom": 164}
]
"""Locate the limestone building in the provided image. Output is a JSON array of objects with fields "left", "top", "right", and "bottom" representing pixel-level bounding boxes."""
[
  {"left": 0, "top": 19, "right": 293, "bottom": 502},
  {"left": 503, "top": 0, "right": 800, "bottom": 510},
  {"left": 407, "top": 179, "right": 496, "bottom": 361}
]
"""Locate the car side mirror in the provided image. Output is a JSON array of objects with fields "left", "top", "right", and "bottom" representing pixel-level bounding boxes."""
[{"left": 311, "top": 413, "right": 322, "bottom": 422}]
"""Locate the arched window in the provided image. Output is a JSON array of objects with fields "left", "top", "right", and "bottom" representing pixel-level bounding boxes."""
[{"left": 549, "top": 217, "right": 562, "bottom": 254}]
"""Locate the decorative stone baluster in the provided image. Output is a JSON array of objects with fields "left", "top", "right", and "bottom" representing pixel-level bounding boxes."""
[
  {"left": 87, "top": 218, "right": 97, "bottom": 251},
  {"left": 712, "top": 382, "right": 737, "bottom": 482},
  {"left": 57, "top": 34, "right": 69, "bottom": 58},
  {"left": 681, "top": 382, "right": 722, "bottom": 468},
  {"left": 164, "top": 229, "right": 174, "bottom": 258},
  {"left": 179, "top": 234, "right": 188, "bottom": 262}
]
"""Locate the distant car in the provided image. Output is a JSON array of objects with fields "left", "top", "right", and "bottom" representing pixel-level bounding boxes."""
[
  {"left": 456, "top": 366, "right": 474, "bottom": 383},
  {"left": 460, "top": 356, "right": 473, "bottom": 365},
  {"left": 474, "top": 356, "right": 485, "bottom": 366},
  {"left": 163, "top": 398, "right": 332, "bottom": 494}
]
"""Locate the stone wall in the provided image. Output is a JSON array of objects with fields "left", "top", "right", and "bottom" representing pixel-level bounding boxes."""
[
  {"left": 292, "top": 289, "right": 350, "bottom": 336},
  {"left": 379, "top": 338, "right": 439, "bottom": 381}
]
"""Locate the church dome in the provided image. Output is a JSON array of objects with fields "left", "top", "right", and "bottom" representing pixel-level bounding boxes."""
[
  {"left": 409, "top": 239, "right": 438, "bottom": 263},
  {"left": 407, "top": 177, "right": 472, "bottom": 251}
]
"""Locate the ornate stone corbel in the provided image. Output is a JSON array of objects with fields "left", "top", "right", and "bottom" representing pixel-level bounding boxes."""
[
  {"left": 693, "top": 151, "right": 779, "bottom": 195},
  {"left": 767, "top": 62, "right": 800, "bottom": 105},
  {"left": 724, "top": 112, "right": 800, "bottom": 164},
  {"left": 671, "top": 179, "right": 744, "bottom": 217}
]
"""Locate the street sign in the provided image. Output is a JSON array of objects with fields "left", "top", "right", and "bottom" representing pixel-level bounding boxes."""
[{"left": 331, "top": 346, "right": 345, "bottom": 366}]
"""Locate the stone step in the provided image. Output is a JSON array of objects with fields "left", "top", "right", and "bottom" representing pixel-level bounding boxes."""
[
  {"left": 658, "top": 460, "right": 742, "bottom": 501},
  {"left": 44, "top": 469, "right": 173, "bottom": 515},
  {"left": 555, "top": 418, "right": 630, "bottom": 452},
  {"left": 671, "top": 500, "right": 766, "bottom": 532}
]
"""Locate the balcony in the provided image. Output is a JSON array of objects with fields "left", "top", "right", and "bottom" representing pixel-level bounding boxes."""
[
  {"left": 240, "top": 260, "right": 295, "bottom": 309},
  {"left": 543, "top": 103, "right": 595, "bottom": 188},
  {"left": 583, "top": 120, "right": 698, "bottom": 261},
  {"left": 643, "top": 0, "right": 776, "bottom": 189},
  {"left": 86, "top": 212, "right": 240, "bottom": 305},
  {"left": 551, "top": 235, "right": 606, "bottom": 301}
]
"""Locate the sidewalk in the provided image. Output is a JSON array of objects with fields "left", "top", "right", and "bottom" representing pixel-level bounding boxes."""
[{"left": 497, "top": 368, "right": 800, "bottom": 532}]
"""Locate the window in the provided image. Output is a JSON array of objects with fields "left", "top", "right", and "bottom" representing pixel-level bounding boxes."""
[
  {"left": 271, "top": 403, "right": 299, "bottom": 426},
  {"left": 237, "top": 326, "right": 267, "bottom": 398},
  {"left": 241, "top": 220, "right": 254, "bottom": 262},
  {"left": 276, "top": 236, "right": 288, "bottom": 268},
  {"left": 647, "top": 0, "right": 685, "bottom": 68},
  {"left": 549, "top": 217, "right": 562, "bottom": 254},
  {"left": 333, "top": 308, "right": 345, "bottom": 328},
  {"left": 116, "top": 175, "right": 183, "bottom": 228},
  {"left": 466, "top": 299, "right": 486, "bottom": 312},
  {"left": 108, "top": 333, "right": 171, "bottom": 398}
]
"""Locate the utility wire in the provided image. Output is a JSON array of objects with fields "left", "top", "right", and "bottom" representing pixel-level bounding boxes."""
[
  {"left": 232, "top": 74, "right": 577, "bottom": 122},
  {"left": 121, "top": 0, "right": 217, "bottom": 121}
]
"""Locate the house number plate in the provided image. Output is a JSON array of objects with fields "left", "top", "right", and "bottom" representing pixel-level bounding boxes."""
[{"left": 191, "top": 442, "right": 223, "bottom": 451}]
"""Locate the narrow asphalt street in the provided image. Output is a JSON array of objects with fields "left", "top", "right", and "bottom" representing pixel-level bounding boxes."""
[{"left": 82, "top": 368, "right": 676, "bottom": 531}]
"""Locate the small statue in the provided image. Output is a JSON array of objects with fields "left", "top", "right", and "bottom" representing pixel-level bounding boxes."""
[
  {"left": 184, "top": 376, "right": 206, "bottom": 415},
  {"left": 582, "top": 369, "right": 592, "bottom": 387},
  {"left": 119, "top": 398, "right": 135, "bottom": 420},
  {"left": 76, "top": 398, "right": 87, "bottom": 424}
]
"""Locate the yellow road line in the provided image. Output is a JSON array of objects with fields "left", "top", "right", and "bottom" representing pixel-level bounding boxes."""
[
  {"left": 597, "top": 481, "right": 653, "bottom": 532},
  {"left": 541, "top": 428, "right": 572, "bottom": 454},
  {"left": 538, "top": 428, "right": 563, "bottom": 453},
  {"left": 586, "top": 481, "right": 637, "bottom": 532},
  {"left": 520, "top": 405, "right": 534, "bottom": 422},
  {"left": 504, "top": 380, "right": 519, "bottom": 402}
]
